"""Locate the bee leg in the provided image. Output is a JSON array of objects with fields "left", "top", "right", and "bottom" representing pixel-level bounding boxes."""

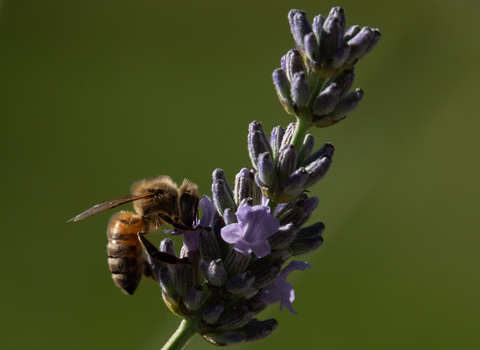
[
  {"left": 138, "top": 234, "right": 180, "bottom": 265},
  {"left": 142, "top": 259, "right": 157, "bottom": 281},
  {"left": 171, "top": 222, "right": 194, "bottom": 231}
]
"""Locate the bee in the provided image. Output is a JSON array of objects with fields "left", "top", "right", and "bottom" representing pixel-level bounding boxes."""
[{"left": 68, "top": 175, "right": 199, "bottom": 295}]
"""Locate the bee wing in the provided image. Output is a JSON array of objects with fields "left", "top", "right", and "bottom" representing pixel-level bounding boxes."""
[{"left": 67, "top": 193, "right": 154, "bottom": 222}]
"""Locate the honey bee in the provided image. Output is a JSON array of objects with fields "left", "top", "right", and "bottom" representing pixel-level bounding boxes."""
[{"left": 69, "top": 175, "right": 199, "bottom": 295}]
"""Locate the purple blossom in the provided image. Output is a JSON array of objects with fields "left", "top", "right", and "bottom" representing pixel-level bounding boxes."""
[
  {"left": 165, "top": 195, "right": 215, "bottom": 251},
  {"left": 257, "top": 261, "right": 311, "bottom": 314},
  {"left": 221, "top": 205, "right": 280, "bottom": 258}
]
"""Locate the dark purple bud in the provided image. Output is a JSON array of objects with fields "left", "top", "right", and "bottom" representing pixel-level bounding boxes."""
[
  {"left": 289, "top": 234, "right": 323, "bottom": 256},
  {"left": 305, "top": 156, "right": 332, "bottom": 188},
  {"left": 312, "top": 14, "right": 325, "bottom": 42},
  {"left": 257, "top": 152, "right": 276, "bottom": 188},
  {"left": 297, "top": 134, "right": 315, "bottom": 166},
  {"left": 238, "top": 198, "right": 254, "bottom": 208},
  {"left": 346, "top": 27, "right": 379, "bottom": 66},
  {"left": 203, "top": 300, "right": 224, "bottom": 325},
  {"left": 174, "top": 261, "right": 194, "bottom": 298},
  {"left": 224, "top": 248, "right": 251, "bottom": 276},
  {"left": 288, "top": 10, "right": 312, "bottom": 54},
  {"left": 291, "top": 71, "right": 311, "bottom": 111},
  {"left": 280, "top": 54, "right": 287, "bottom": 71},
  {"left": 331, "top": 44, "right": 350, "bottom": 69},
  {"left": 331, "top": 68, "right": 355, "bottom": 99},
  {"left": 285, "top": 49, "right": 304, "bottom": 82},
  {"left": 213, "top": 168, "right": 234, "bottom": 204},
  {"left": 184, "top": 286, "right": 203, "bottom": 311},
  {"left": 223, "top": 208, "right": 237, "bottom": 225},
  {"left": 297, "top": 221, "right": 325, "bottom": 239},
  {"left": 304, "top": 32, "right": 320, "bottom": 62},
  {"left": 320, "top": 7, "right": 346, "bottom": 63},
  {"left": 270, "top": 125, "right": 285, "bottom": 161},
  {"left": 234, "top": 168, "right": 261, "bottom": 206},
  {"left": 312, "top": 82, "right": 341, "bottom": 117},
  {"left": 212, "top": 179, "right": 236, "bottom": 219},
  {"left": 160, "top": 238, "right": 176, "bottom": 256},
  {"left": 330, "top": 88, "right": 364, "bottom": 122},
  {"left": 226, "top": 271, "right": 256, "bottom": 294},
  {"left": 343, "top": 25, "right": 360, "bottom": 42},
  {"left": 282, "top": 167, "right": 309, "bottom": 197},
  {"left": 249, "top": 261, "right": 282, "bottom": 289},
  {"left": 207, "top": 259, "right": 228, "bottom": 287},
  {"left": 281, "top": 122, "right": 296, "bottom": 148},
  {"left": 276, "top": 144, "right": 297, "bottom": 184},
  {"left": 199, "top": 227, "right": 222, "bottom": 261},
  {"left": 272, "top": 68, "right": 291, "bottom": 100},
  {"left": 268, "top": 222, "right": 300, "bottom": 250},
  {"left": 236, "top": 318, "right": 278, "bottom": 343},
  {"left": 300, "top": 142, "right": 335, "bottom": 167},
  {"left": 264, "top": 247, "right": 293, "bottom": 264},
  {"left": 216, "top": 305, "right": 255, "bottom": 331},
  {"left": 248, "top": 121, "right": 272, "bottom": 169},
  {"left": 203, "top": 332, "right": 246, "bottom": 346},
  {"left": 158, "top": 266, "right": 177, "bottom": 299}
]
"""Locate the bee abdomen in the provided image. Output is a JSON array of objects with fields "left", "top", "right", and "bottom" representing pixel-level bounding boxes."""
[{"left": 106, "top": 211, "right": 145, "bottom": 295}]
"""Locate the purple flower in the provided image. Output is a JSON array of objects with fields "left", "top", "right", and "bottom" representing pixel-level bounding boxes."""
[
  {"left": 257, "top": 261, "right": 311, "bottom": 314},
  {"left": 221, "top": 205, "right": 280, "bottom": 258},
  {"left": 165, "top": 195, "right": 215, "bottom": 251}
]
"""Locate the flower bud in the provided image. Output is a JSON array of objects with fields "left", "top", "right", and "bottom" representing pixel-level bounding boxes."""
[
  {"left": 249, "top": 261, "right": 282, "bottom": 289},
  {"left": 282, "top": 167, "right": 309, "bottom": 198},
  {"left": 268, "top": 222, "right": 300, "bottom": 250},
  {"left": 297, "top": 134, "right": 315, "bottom": 166},
  {"left": 212, "top": 178, "right": 236, "bottom": 219},
  {"left": 304, "top": 32, "right": 320, "bottom": 62},
  {"left": 284, "top": 50, "right": 304, "bottom": 82},
  {"left": 216, "top": 305, "right": 255, "bottom": 331},
  {"left": 184, "top": 286, "right": 204, "bottom": 312},
  {"left": 226, "top": 271, "right": 256, "bottom": 294},
  {"left": 305, "top": 156, "right": 333, "bottom": 188},
  {"left": 346, "top": 27, "right": 381, "bottom": 67},
  {"left": 330, "top": 88, "right": 364, "bottom": 122},
  {"left": 312, "top": 14, "right": 325, "bottom": 42},
  {"left": 296, "top": 221, "right": 325, "bottom": 239},
  {"left": 270, "top": 126, "right": 285, "bottom": 161},
  {"left": 203, "top": 331, "right": 245, "bottom": 346},
  {"left": 234, "top": 168, "right": 261, "bottom": 206},
  {"left": 257, "top": 152, "right": 276, "bottom": 188},
  {"left": 288, "top": 9, "right": 313, "bottom": 55},
  {"left": 300, "top": 142, "right": 335, "bottom": 167},
  {"left": 311, "top": 82, "right": 341, "bottom": 117},
  {"left": 276, "top": 144, "right": 297, "bottom": 184},
  {"left": 291, "top": 71, "right": 311, "bottom": 111},
  {"left": 289, "top": 234, "right": 324, "bottom": 256},
  {"left": 174, "top": 262, "right": 194, "bottom": 298},
  {"left": 223, "top": 208, "right": 237, "bottom": 225},
  {"left": 235, "top": 318, "right": 278, "bottom": 343},
  {"left": 199, "top": 227, "right": 222, "bottom": 261},
  {"left": 224, "top": 248, "right": 251, "bottom": 276},
  {"left": 207, "top": 259, "right": 228, "bottom": 287},
  {"left": 203, "top": 300, "right": 224, "bottom": 325},
  {"left": 248, "top": 121, "right": 272, "bottom": 170}
]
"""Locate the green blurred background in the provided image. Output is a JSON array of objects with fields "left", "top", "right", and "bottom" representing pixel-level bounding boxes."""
[{"left": 1, "top": 0, "right": 479, "bottom": 349}]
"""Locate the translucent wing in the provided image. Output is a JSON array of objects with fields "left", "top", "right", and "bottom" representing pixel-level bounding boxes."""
[{"left": 67, "top": 193, "right": 154, "bottom": 222}]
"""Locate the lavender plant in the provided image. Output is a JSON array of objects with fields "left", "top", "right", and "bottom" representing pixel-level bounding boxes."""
[{"left": 147, "top": 7, "right": 381, "bottom": 349}]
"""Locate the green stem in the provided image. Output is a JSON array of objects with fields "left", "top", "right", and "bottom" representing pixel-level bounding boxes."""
[
  {"left": 267, "top": 200, "right": 278, "bottom": 214},
  {"left": 161, "top": 319, "right": 197, "bottom": 350}
]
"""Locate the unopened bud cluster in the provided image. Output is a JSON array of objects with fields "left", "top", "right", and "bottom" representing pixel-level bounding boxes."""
[
  {"left": 273, "top": 7, "right": 381, "bottom": 128},
  {"left": 249, "top": 121, "right": 333, "bottom": 203}
]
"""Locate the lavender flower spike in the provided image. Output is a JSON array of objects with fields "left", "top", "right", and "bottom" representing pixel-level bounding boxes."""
[
  {"left": 257, "top": 261, "right": 311, "bottom": 314},
  {"left": 221, "top": 205, "right": 280, "bottom": 258}
]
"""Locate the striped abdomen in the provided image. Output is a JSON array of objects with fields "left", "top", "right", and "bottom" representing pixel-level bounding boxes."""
[{"left": 106, "top": 211, "right": 145, "bottom": 295}]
